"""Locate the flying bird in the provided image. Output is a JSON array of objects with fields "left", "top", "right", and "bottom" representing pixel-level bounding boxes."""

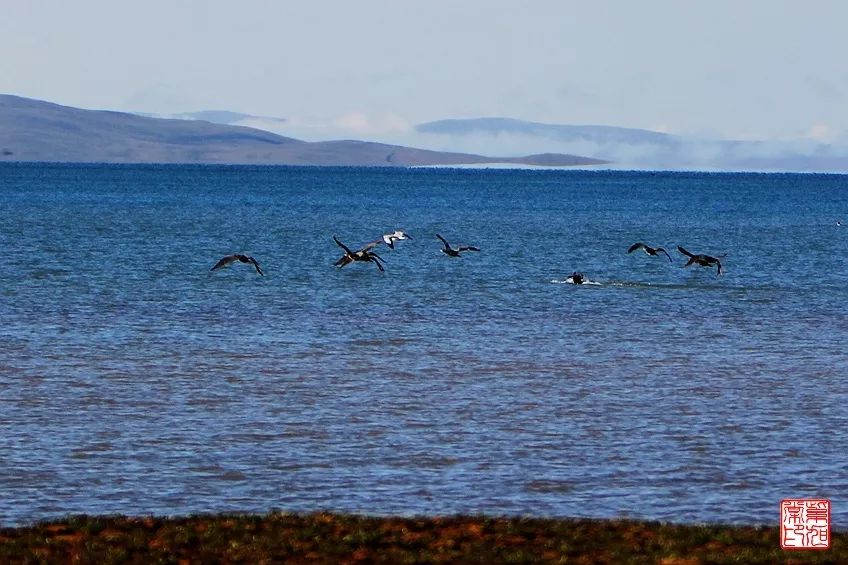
[
  {"left": 677, "top": 246, "right": 724, "bottom": 276},
  {"left": 627, "top": 242, "right": 672, "bottom": 262},
  {"left": 436, "top": 234, "right": 480, "bottom": 257},
  {"left": 382, "top": 230, "right": 412, "bottom": 249},
  {"left": 333, "top": 236, "right": 387, "bottom": 272},
  {"left": 210, "top": 254, "right": 264, "bottom": 275}
]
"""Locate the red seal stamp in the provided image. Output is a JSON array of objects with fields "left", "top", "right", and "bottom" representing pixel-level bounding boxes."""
[{"left": 780, "top": 499, "right": 830, "bottom": 550}]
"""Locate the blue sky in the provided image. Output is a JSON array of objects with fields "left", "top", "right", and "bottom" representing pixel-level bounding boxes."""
[{"left": 2, "top": 0, "right": 846, "bottom": 143}]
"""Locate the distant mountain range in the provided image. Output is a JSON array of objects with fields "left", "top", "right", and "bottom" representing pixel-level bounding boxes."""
[
  {"left": 4, "top": 95, "right": 847, "bottom": 171},
  {"left": 417, "top": 118, "right": 680, "bottom": 146},
  {"left": 0, "top": 95, "right": 606, "bottom": 167}
]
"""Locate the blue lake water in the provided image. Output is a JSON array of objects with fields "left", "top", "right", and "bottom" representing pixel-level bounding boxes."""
[{"left": 0, "top": 163, "right": 846, "bottom": 528}]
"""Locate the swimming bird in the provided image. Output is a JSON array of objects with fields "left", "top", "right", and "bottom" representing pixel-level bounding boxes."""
[
  {"left": 333, "top": 236, "right": 387, "bottom": 272},
  {"left": 210, "top": 254, "right": 264, "bottom": 275},
  {"left": 565, "top": 272, "right": 585, "bottom": 284},
  {"left": 677, "top": 246, "right": 724, "bottom": 276},
  {"left": 838, "top": 220, "right": 842, "bottom": 227},
  {"left": 627, "top": 242, "right": 672, "bottom": 262},
  {"left": 382, "top": 230, "right": 412, "bottom": 249},
  {"left": 436, "top": 234, "right": 480, "bottom": 257}
]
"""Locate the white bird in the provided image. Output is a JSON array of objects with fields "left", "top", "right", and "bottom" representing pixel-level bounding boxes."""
[{"left": 382, "top": 230, "right": 412, "bottom": 249}]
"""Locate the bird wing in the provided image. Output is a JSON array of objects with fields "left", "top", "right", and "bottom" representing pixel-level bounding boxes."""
[
  {"left": 458, "top": 246, "right": 480, "bottom": 252},
  {"left": 715, "top": 259, "right": 723, "bottom": 276},
  {"left": 211, "top": 255, "right": 236, "bottom": 271},
  {"left": 248, "top": 257, "right": 264, "bottom": 275},
  {"left": 435, "top": 234, "right": 451, "bottom": 250},
  {"left": 657, "top": 248, "right": 672, "bottom": 262},
  {"left": 357, "top": 240, "right": 383, "bottom": 254},
  {"left": 333, "top": 236, "right": 355, "bottom": 256},
  {"left": 682, "top": 257, "right": 696, "bottom": 269},
  {"left": 677, "top": 246, "right": 694, "bottom": 258},
  {"left": 627, "top": 242, "right": 646, "bottom": 253}
]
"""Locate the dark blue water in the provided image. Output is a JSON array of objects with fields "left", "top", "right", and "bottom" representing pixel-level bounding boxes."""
[{"left": 0, "top": 163, "right": 846, "bottom": 528}]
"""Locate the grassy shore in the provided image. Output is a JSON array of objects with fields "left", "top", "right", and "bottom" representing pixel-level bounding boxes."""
[{"left": 0, "top": 512, "right": 844, "bottom": 564}]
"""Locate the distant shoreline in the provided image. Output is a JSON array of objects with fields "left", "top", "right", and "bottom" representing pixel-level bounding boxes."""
[{"left": 3, "top": 160, "right": 847, "bottom": 175}]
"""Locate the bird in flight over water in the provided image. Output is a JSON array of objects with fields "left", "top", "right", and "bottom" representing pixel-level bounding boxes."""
[
  {"left": 436, "top": 234, "right": 480, "bottom": 257},
  {"left": 677, "top": 246, "right": 724, "bottom": 276},
  {"left": 333, "top": 236, "right": 387, "bottom": 272},
  {"left": 382, "top": 230, "right": 412, "bottom": 249},
  {"left": 211, "top": 254, "right": 264, "bottom": 275},
  {"left": 627, "top": 242, "right": 672, "bottom": 262}
]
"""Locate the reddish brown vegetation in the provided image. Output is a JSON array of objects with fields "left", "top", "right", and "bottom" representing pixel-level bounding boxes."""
[{"left": 0, "top": 512, "right": 844, "bottom": 564}]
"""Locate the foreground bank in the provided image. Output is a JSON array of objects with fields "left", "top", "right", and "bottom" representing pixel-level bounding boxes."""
[{"left": 1, "top": 513, "right": 844, "bottom": 564}]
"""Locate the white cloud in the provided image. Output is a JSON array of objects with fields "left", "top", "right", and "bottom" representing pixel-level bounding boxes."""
[
  {"left": 332, "top": 112, "right": 411, "bottom": 135},
  {"left": 807, "top": 124, "right": 841, "bottom": 143},
  {"left": 252, "top": 112, "right": 412, "bottom": 142}
]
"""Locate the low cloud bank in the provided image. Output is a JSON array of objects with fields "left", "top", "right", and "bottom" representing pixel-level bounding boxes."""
[{"left": 158, "top": 111, "right": 848, "bottom": 172}]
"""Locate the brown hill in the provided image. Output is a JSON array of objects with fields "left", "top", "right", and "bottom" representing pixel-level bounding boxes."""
[{"left": 0, "top": 95, "right": 608, "bottom": 167}]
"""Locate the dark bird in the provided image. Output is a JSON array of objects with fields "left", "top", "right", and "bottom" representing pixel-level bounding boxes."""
[
  {"left": 436, "top": 234, "right": 480, "bottom": 257},
  {"left": 382, "top": 230, "right": 412, "bottom": 249},
  {"left": 677, "top": 246, "right": 724, "bottom": 276},
  {"left": 627, "top": 242, "right": 672, "bottom": 262},
  {"left": 566, "top": 272, "right": 585, "bottom": 285},
  {"left": 333, "top": 236, "right": 387, "bottom": 272},
  {"left": 210, "top": 254, "right": 264, "bottom": 275}
]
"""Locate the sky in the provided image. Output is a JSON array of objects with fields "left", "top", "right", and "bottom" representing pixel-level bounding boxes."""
[{"left": 2, "top": 0, "right": 847, "bottom": 145}]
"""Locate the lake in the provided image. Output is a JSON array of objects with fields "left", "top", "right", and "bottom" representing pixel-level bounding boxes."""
[{"left": 0, "top": 163, "right": 845, "bottom": 528}]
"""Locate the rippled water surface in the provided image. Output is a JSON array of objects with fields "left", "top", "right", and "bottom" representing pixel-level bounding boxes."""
[{"left": 1, "top": 163, "right": 846, "bottom": 528}]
